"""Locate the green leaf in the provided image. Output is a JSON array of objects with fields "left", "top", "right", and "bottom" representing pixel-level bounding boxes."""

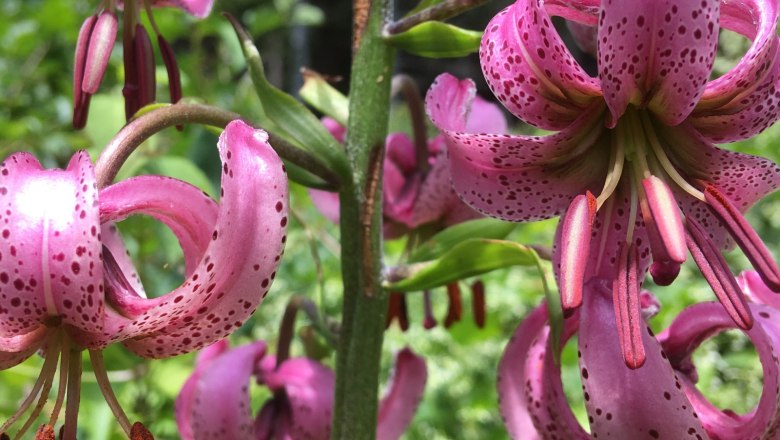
[
  {"left": 299, "top": 71, "right": 350, "bottom": 125},
  {"left": 386, "top": 22, "right": 482, "bottom": 58},
  {"left": 226, "top": 15, "right": 351, "bottom": 182},
  {"left": 408, "top": 218, "right": 516, "bottom": 263},
  {"left": 387, "top": 239, "right": 536, "bottom": 291},
  {"left": 284, "top": 161, "right": 334, "bottom": 190}
]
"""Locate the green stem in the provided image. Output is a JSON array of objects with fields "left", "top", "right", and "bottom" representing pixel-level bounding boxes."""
[{"left": 331, "top": 0, "right": 395, "bottom": 438}]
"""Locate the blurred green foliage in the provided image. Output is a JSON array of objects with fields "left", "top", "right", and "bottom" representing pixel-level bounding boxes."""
[{"left": 0, "top": 2, "right": 777, "bottom": 439}]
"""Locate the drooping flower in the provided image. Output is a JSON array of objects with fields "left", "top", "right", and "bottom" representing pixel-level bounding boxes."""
[
  {"left": 0, "top": 120, "right": 287, "bottom": 438},
  {"left": 175, "top": 340, "right": 427, "bottom": 440},
  {"left": 73, "top": 0, "right": 215, "bottom": 129},
  {"left": 498, "top": 274, "right": 780, "bottom": 439},
  {"left": 426, "top": 0, "right": 780, "bottom": 368}
]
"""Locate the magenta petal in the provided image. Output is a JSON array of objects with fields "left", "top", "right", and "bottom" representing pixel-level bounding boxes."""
[
  {"left": 480, "top": 1, "right": 599, "bottom": 129},
  {"left": 0, "top": 327, "right": 49, "bottom": 370},
  {"left": 100, "top": 175, "right": 219, "bottom": 276},
  {"left": 383, "top": 133, "right": 421, "bottom": 226},
  {"left": 376, "top": 348, "right": 427, "bottom": 440},
  {"left": 0, "top": 151, "right": 104, "bottom": 337},
  {"left": 308, "top": 189, "right": 341, "bottom": 224},
  {"left": 101, "top": 121, "right": 287, "bottom": 357},
  {"left": 425, "top": 74, "right": 608, "bottom": 222},
  {"left": 740, "top": 270, "right": 780, "bottom": 309},
  {"left": 119, "top": 0, "right": 215, "bottom": 18},
  {"left": 176, "top": 341, "right": 267, "bottom": 440},
  {"left": 464, "top": 96, "right": 507, "bottom": 135},
  {"left": 264, "top": 357, "right": 334, "bottom": 440},
  {"left": 100, "top": 223, "right": 146, "bottom": 298},
  {"left": 408, "top": 154, "right": 455, "bottom": 228},
  {"left": 699, "top": 0, "right": 779, "bottom": 111},
  {"left": 321, "top": 117, "right": 346, "bottom": 143},
  {"left": 598, "top": 0, "right": 719, "bottom": 125},
  {"left": 578, "top": 280, "right": 708, "bottom": 438},
  {"left": 659, "top": 302, "right": 780, "bottom": 439},
  {"left": 497, "top": 303, "right": 588, "bottom": 439}
]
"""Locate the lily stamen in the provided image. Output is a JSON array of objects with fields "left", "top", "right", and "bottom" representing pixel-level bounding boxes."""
[
  {"left": 422, "top": 290, "right": 437, "bottom": 329},
  {"left": 443, "top": 283, "right": 463, "bottom": 328},
  {"left": 89, "top": 350, "right": 133, "bottom": 436},
  {"left": 685, "top": 217, "right": 753, "bottom": 329},
  {"left": 612, "top": 243, "right": 645, "bottom": 369},
  {"left": 558, "top": 191, "right": 597, "bottom": 313},
  {"left": 704, "top": 184, "right": 780, "bottom": 292}
]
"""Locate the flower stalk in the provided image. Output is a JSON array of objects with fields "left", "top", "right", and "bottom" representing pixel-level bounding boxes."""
[{"left": 332, "top": 0, "right": 395, "bottom": 437}]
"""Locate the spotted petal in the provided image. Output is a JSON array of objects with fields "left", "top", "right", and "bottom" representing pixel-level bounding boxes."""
[
  {"left": 497, "top": 303, "right": 588, "bottom": 439},
  {"left": 480, "top": 1, "right": 599, "bottom": 130},
  {"left": 262, "top": 357, "right": 334, "bottom": 440},
  {"left": 377, "top": 348, "right": 427, "bottom": 440},
  {"left": 0, "top": 151, "right": 104, "bottom": 338},
  {"left": 597, "top": 0, "right": 719, "bottom": 125},
  {"left": 698, "top": 0, "right": 779, "bottom": 111},
  {"left": 88, "top": 120, "right": 288, "bottom": 358},
  {"left": 176, "top": 341, "right": 267, "bottom": 440},
  {"left": 426, "top": 74, "right": 608, "bottom": 222},
  {"left": 0, "top": 327, "right": 51, "bottom": 370},
  {"left": 659, "top": 301, "right": 780, "bottom": 439},
  {"left": 578, "top": 280, "right": 709, "bottom": 439},
  {"left": 740, "top": 270, "right": 780, "bottom": 308}
]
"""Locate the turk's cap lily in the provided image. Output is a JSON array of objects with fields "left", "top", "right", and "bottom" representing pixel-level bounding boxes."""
[
  {"left": 175, "top": 341, "right": 427, "bottom": 440},
  {"left": 309, "top": 96, "right": 505, "bottom": 237},
  {"left": 499, "top": 273, "right": 780, "bottom": 439},
  {"left": 426, "top": 0, "right": 780, "bottom": 368},
  {"left": 0, "top": 119, "right": 288, "bottom": 362}
]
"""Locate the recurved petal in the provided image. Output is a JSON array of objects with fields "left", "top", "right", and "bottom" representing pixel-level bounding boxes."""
[
  {"left": 659, "top": 302, "right": 780, "bottom": 439},
  {"left": 497, "top": 303, "right": 588, "bottom": 439},
  {"left": 597, "top": 0, "right": 719, "bottom": 125},
  {"left": 100, "top": 175, "right": 219, "bottom": 276},
  {"left": 101, "top": 121, "right": 288, "bottom": 357},
  {"left": 409, "top": 154, "right": 457, "bottom": 228},
  {"left": 692, "top": 51, "right": 780, "bottom": 143},
  {"left": 263, "top": 357, "right": 334, "bottom": 440},
  {"left": 100, "top": 223, "right": 146, "bottom": 298},
  {"left": 426, "top": 74, "right": 608, "bottom": 222},
  {"left": 698, "top": 0, "right": 779, "bottom": 110},
  {"left": 739, "top": 270, "right": 780, "bottom": 308},
  {"left": 480, "top": 1, "right": 599, "bottom": 130},
  {"left": 376, "top": 348, "right": 427, "bottom": 440},
  {"left": 0, "top": 151, "right": 104, "bottom": 337},
  {"left": 465, "top": 96, "right": 508, "bottom": 135},
  {"left": 177, "top": 341, "right": 267, "bottom": 440},
  {"left": 120, "top": 0, "right": 214, "bottom": 18},
  {"left": 578, "top": 280, "right": 709, "bottom": 439},
  {"left": 0, "top": 327, "right": 49, "bottom": 370}
]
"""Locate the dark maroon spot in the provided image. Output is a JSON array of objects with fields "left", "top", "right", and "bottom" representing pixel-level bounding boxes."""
[
  {"left": 275, "top": 201, "right": 283, "bottom": 212},
  {"left": 71, "top": 262, "right": 80, "bottom": 275}
]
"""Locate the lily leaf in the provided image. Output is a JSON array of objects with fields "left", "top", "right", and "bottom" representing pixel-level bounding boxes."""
[
  {"left": 226, "top": 14, "right": 351, "bottom": 182},
  {"left": 385, "top": 21, "right": 481, "bottom": 58},
  {"left": 408, "top": 218, "right": 516, "bottom": 263},
  {"left": 299, "top": 70, "right": 350, "bottom": 126},
  {"left": 387, "top": 239, "right": 536, "bottom": 291}
]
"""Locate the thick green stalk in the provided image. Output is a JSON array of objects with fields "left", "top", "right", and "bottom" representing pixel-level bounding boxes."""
[{"left": 332, "top": 0, "right": 395, "bottom": 438}]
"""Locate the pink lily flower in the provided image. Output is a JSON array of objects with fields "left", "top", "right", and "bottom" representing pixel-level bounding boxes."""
[
  {"left": 73, "top": 0, "right": 215, "bottom": 129},
  {"left": 310, "top": 95, "right": 505, "bottom": 238},
  {"left": 426, "top": 0, "right": 780, "bottom": 368},
  {"left": 175, "top": 341, "right": 427, "bottom": 440},
  {"left": 499, "top": 273, "right": 780, "bottom": 439},
  {"left": 0, "top": 120, "right": 287, "bottom": 438}
]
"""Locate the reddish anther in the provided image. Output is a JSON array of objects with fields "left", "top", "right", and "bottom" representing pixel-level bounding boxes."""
[
  {"left": 612, "top": 243, "right": 645, "bottom": 369},
  {"left": 642, "top": 176, "right": 686, "bottom": 263},
  {"left": 130, "top": 422, "right": 154, "bottom": 440},
  {"left": 685, "top": 218, "right": 753, "bottom": 330},
  {"left": 471, "top": 280, "right": 486, "bottom": 328},
  {"left": 422, "top": 290, "right": 437, "bottom": 330},
  {"left": 35, "top": 425, "right": 55, "bottom": 440},
  {"left": 386, "top": 293, "right": 409, "bottom": 332},
  {"left": 705, "top": 185, "right": 780, "bottom": 292},
  {"left": 444, "top": 283, "right": 463, "bottom": 328},
  {"left": 559, "top": 191, "right": 597, "bottom": 315}
]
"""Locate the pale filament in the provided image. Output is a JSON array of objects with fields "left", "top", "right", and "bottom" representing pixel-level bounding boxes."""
[{"left": 596, "top": 125, "right": 625, "bottom": 209}]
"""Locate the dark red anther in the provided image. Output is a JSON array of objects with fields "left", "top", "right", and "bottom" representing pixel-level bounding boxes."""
[
  {"left": 443, "top": 283, "right": 462, "bottom": 328},
  {"left": 157, "top": 34, "right": 183, "bottom": 130},
  {"left": 134, "top": 24, "right": 156, "bottom": 112},
  {"left": 385, "top": 293, "right": 409, "bottom": 331},
  {"left": 1, "top": 432, "right": 10, "bottom": 440},
  {"left": 73, "top": 14, "right": 98, "bottom": 129},
  {"left": 705, "top": 185, "right": 780, "bottom": 292},
  {"left": 612, "top": 243, "right": 645, "bottom": 369},
  {"left": 422, "top": 290, "right": 437, "bottom": 329},
  {"left": 686, "top": 217, "right": 753, "bottom": 330},
  {"left": 470, "top": 280, "right": 486, "bottom": 328},
  {"left": 130, "top": 422, "right": 154, "bottom": 440},
  {"left": 35, "top": 425, "right": 55, "bottom": 440}
]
